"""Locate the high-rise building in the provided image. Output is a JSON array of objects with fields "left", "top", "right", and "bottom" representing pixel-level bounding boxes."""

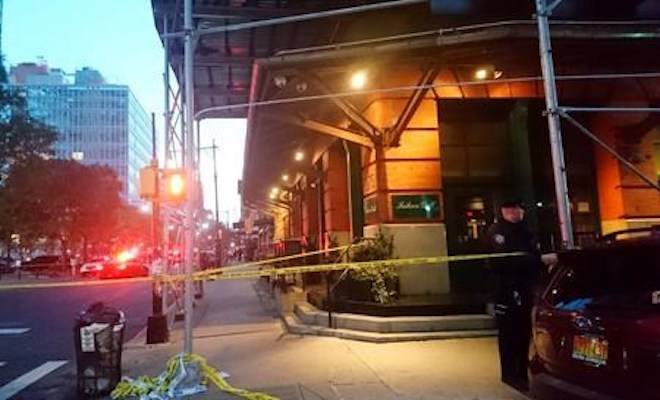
[{"left": 10, "top": 63, "right": 152, "bottom": 203}]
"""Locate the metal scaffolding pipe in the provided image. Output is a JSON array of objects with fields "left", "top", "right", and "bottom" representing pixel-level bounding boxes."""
[
  {"left": 560, "top": 111, "right": 660, "bottom": 192},
  {"left": 561, "top": 107, "right": 660, "bottom": 113},
  {"left": 183, "top": 0, "right": 195, "bottom": 355},
  {"left": 536, "top": 0, "right": 575, "bottom": 249},
  {"left": 162, "top": 0, "right": 426, "bottom": 38}
]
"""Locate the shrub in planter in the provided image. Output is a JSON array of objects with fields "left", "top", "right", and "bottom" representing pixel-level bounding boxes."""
[{"left": 348, "top": 230, "right": 398, "bottom": 304}]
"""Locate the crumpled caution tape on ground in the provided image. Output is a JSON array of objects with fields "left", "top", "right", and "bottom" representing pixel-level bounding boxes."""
[{"left": 111, "top": 353, "right": 279, "bottom": 400}]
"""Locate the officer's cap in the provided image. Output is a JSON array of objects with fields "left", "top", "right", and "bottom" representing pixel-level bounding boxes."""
[{"left": 499, "top": 197, "right": 525, "bottom": 208}]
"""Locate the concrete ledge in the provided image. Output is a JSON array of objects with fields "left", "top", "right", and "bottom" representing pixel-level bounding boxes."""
[
  {"left": 282, "top": 314, "right": 498, "bottom": 343},
  {"left": 293, "top": 302, "right": 496, "bottom": 333}
]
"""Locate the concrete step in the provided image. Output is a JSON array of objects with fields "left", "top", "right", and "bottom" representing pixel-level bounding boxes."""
[
  {"left": 293, "top": 302, "right": 496, "bottom": 333},
  {"left": 282, "top": 314, "right": 498, "bottom": 343}
]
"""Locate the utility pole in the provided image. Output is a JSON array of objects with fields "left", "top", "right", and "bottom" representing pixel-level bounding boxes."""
[
  {"left": 212, "top": 139, "right": 222, "bottom": 266},
  {"left": 183, "top": 0, "right": 196, "bottom": 354},
  {"left": 146, "top": 113, "right": 168, "bottom": 344},
  {"left": 535, "top": 0, "right": 575, "bottom": 249}
]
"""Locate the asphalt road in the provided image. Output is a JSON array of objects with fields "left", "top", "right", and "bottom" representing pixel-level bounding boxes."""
[{"left": 0, "top": 281, "right": 151, "bottom": 399}]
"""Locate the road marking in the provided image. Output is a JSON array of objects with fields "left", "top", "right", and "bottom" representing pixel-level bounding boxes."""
[
  {"left": 0, "top": 329, "right": 29, "bottom": 335},
  {"left": 0, "top": 361, "right": 67, "bottom": 400}
]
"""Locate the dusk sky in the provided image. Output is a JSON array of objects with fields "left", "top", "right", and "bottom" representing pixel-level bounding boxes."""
[{"left": 3, "top": 0, "right": 245, "bottom": 223}]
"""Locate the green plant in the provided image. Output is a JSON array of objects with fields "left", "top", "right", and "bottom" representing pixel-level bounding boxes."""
[{"left": 349, "top": 230, "right": 398, "bottom": 304}]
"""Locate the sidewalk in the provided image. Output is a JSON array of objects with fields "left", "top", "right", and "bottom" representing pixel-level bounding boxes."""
[{"left": 120, "top": 280, "right": 528, "bottom": 400}]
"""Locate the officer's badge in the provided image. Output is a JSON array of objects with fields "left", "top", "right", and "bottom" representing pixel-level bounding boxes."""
[{"left": 494, "top": 234, "right": 505, "bottom": 245}]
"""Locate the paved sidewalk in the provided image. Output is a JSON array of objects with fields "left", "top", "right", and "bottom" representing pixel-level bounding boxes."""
[{"left": 120, "top": 280, "right": 528, "bottom": 400}]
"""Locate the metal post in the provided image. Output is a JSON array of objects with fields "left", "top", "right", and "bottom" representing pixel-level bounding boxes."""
[
  {"left": 147, "top": 113, "right": 168, "bottom": 344},
  {"left": 196, "top": 119, "right": 201, "bottom": 171},
  {"left": 342, "top": 140, "right": 354, "bottom": 241},
  {"left": 162, "top": 14, "right": 170, "bottom": 313},
  {"left": 183, "top": 0, "right": 195, "bottom": 355},
  {"left": 212, "top": 140, "right": 222, "bottom": 266},
  {"left": 163, "top": 16, "right": 171, "bottom": 167},
  {"left": 535, "top": 0, "right": 574, "bottom": 249}
]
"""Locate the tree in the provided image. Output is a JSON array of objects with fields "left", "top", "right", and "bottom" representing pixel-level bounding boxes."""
[
  {"left": 1, "top": 159, "right": 123, "bottom": 259},
  {"left": 0, "top": 85, "right": 57, "bottom": 179},
  {"left": 0, "top": 58, "right": 58, "bottom": 255}
]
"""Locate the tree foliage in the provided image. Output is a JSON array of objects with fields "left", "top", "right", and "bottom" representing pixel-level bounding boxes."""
[
  {"left": 0, "top": 159, "right": 123, "bottom": 255},
  {"left": 0, "top": 87, "right": 57, "bottom": 179}
]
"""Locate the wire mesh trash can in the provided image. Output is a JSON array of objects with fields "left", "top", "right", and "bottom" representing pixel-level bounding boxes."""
[{"left": 74, "top": 302, "right": 125, "bottom": 398}]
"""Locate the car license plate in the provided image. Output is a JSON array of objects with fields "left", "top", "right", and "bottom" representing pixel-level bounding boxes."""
[{"left": 572, "top": 335, "right": 608, "bottom": 367}]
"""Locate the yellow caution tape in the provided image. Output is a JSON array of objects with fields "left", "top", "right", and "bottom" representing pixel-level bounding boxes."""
[
  {"left": 196, "top": 242, "right": 364, "bottom": 277},
  {"left": 0, "top": 252, "right": 525, "bottom": 291},
  {"left": 200, "top": 252, "right": 526, "bottom": 281},
  {"left": 111, "top": 353, "right": 278, "bottom": 400}
]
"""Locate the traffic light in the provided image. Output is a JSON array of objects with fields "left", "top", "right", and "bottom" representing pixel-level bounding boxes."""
[{"left": 163, "top": 169, "right": 187, "bottom": 204}]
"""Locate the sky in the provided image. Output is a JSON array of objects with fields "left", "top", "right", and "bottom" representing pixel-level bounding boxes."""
[{"left": 3, "top": 0, "right": 246, "bottom": 223}]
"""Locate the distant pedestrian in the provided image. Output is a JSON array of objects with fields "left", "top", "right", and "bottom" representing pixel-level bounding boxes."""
[{"left": 486, "top": 198, "right": 544, "bottom": 391}]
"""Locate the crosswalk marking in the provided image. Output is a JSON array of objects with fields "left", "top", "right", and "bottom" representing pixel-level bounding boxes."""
[
  {"left": 0, "top": 361, "right": 67, "bottom": 400},
  {"left": 0, "top": 329, "right": 29, "bottom": 335}
]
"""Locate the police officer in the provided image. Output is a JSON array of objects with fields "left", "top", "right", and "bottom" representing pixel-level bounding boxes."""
[{"left": 486, "top": 198, "right": 543, "bottom": 391}]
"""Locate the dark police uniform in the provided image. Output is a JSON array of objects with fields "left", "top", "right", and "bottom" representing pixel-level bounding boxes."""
[{"left": 486, "top": 209, "right": 543, "bottom": 389}]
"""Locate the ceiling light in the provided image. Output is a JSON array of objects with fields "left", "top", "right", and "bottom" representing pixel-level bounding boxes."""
[
  {"left": 350, "top": 70, "right": 368, "bottom": 89},
  {"left": 475, "top": 68, "right": 488, "bottom": 80}
]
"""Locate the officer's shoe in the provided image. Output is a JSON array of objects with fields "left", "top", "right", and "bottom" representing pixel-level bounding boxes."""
[{"left": 502, "top": 377, "right": 529, "bottom": 392}]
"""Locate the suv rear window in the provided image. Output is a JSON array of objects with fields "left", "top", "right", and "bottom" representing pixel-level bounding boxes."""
[{"left": 547, "top": 245, "right": 660, "bottom": 311}]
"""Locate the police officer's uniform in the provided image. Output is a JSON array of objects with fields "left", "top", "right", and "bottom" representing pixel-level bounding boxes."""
[{"left": 486, "top": 200, "right": 542, "bottom": 389}]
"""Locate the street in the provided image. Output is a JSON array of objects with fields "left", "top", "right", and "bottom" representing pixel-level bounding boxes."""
[{"left": 0, "top": 281, "right": 151, "bottom": 399}]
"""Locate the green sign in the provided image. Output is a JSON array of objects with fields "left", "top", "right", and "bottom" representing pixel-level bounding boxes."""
[{"left": 391, "top": 194, "right": 441, "bottom": 220}]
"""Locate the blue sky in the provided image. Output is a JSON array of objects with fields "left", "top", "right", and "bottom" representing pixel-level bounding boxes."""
[{"left": 3, "top": 0, "right": 245, "bottom": 223}]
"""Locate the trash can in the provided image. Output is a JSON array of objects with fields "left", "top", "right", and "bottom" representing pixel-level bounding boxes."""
[{"left": 74, "top": 302, "right": 125, "bottom": 398}]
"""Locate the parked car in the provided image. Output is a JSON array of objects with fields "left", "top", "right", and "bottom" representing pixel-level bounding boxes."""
[
  {"left": 20, "top": 255, "right": 72, "bottom": 276},
  {"left": 80, "top": 258, "right": 108, "bottom": 277},
  {"left": 98, "top": 260, "right": 149, "bottom": 279},
  {"left": 0, "top": 257, "right": 19, "bottom": 274},
  {"left": 530, "top": 227, "right": 660, "bottom": 400}
]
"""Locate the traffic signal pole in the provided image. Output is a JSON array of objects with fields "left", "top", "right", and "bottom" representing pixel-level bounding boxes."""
[
  {"left": 146, "top": 113, "right": 169, "bottom": 344},
  {"left": 535, "top": 0, "right": 575, "bottom": 249},
  {"left": 183, "top": 0, "right": 195, "bottom": 354}
]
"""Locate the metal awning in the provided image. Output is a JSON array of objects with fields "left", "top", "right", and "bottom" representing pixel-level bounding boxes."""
[{"left": 150, "top": 1, "right": 660, "bottom": 208}]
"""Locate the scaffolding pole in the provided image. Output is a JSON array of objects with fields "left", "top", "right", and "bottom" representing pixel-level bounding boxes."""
[
  {"left": 560, "top": 111, "right": 660, "bottom": 192},
  {"left": 535, "top": 0, "right": 575, "bottom": 249},
  {"left": 183, "top": 0, "right": 195, "bottom": 354}
]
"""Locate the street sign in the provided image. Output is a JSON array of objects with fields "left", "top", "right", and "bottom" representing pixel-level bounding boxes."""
[
  {"left": 391, "top": 194, "right": 441, "bottom": 220},
  {"left": 139, "top": 166, "right": 158, "bottom": 199}
]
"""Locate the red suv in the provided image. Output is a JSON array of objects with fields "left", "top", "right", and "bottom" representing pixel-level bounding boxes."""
[{"left": 530, "top": 228, "right": 660, "bottom": 400}]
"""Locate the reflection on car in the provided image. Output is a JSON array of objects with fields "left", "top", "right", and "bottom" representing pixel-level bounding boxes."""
[
  {"left": 530, "top": 227, "right": 660, "bottom": 400},
  {"left": 98, "top": 261, "right": 149, "bottom": 279}
]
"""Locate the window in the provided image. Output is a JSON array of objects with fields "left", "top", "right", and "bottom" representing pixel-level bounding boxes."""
[{"left": 548, "top": 246, "right": 660, "bottom": 311}]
